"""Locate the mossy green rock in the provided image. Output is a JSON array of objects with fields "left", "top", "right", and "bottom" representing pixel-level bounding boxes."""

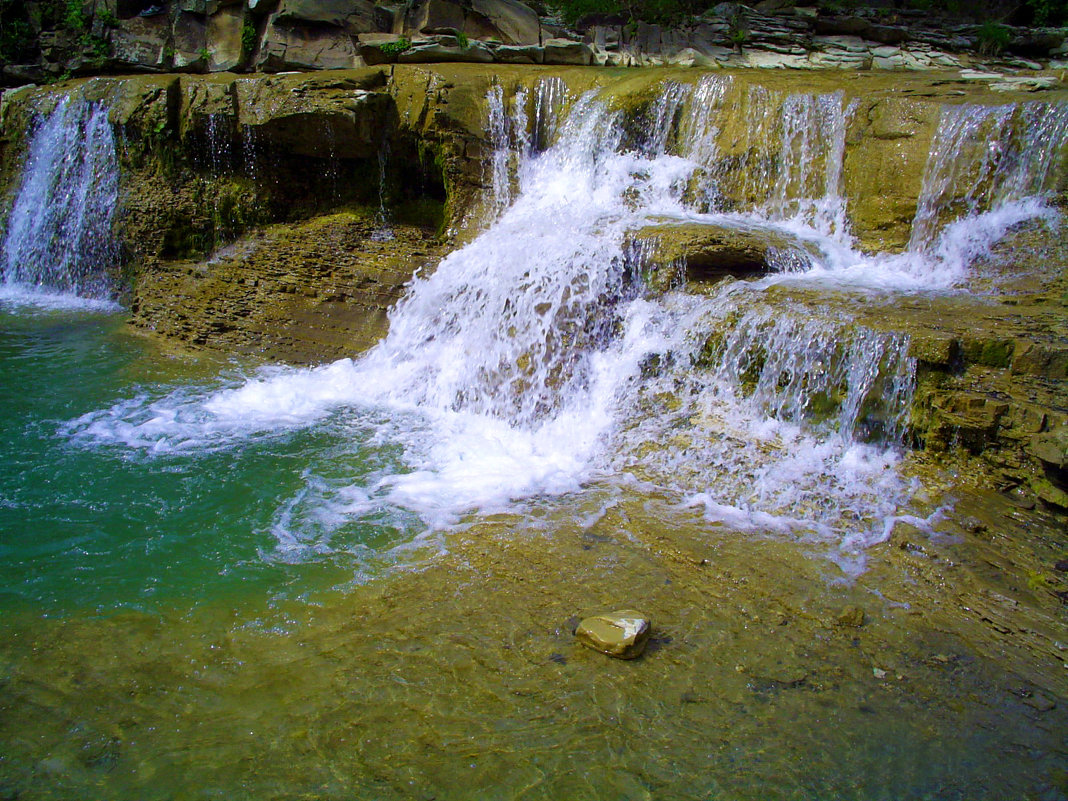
[{"left": 575, "top": 610, "right": 651, "bottom": 659}]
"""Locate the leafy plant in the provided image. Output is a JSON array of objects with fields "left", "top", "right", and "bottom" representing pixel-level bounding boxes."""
[
  {"left": 726, "top": 11, "right": 749, "bottom": 52},
  {"left": 1025, "top": 0, "right": 1068, "bottom": 24},
  {"left": 0, "top": 15, "right": 32, "bottom": 61},
  {"left": 97, "top": 8, "right": 118, "bottom": 27},
  {"left": 81, "top": 31, "right": 112, "bottom": 61},
  {"left": 379, "top": 37, "right": 411, "bottom": 57},
  {"left": 976, "top": 20, "right": 1010, "bottom": 55},
  {"left": 456, "top": 30, "right": 469, "bottom": 48},
  {"left": 241, "top": 18, "right": 256, "bottom": 59},
  {"left": 64, "top": 0, "right": 87, "bottom": 31}
]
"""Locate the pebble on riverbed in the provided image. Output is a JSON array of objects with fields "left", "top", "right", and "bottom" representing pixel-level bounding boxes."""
[{"left": 575, "top": 610, "right": 651, "bottom": 659}]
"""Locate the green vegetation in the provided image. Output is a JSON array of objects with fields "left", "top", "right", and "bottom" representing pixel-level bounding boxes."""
[
  {"left": 379, "top": 37, "right": 411, "bottom": 56},
  {"left": 549, "top": 0, "right": 714, "bottom": 26},
  {"left": 1024, "top": 0, "right": 1068, "bottom": 24},
  {"left": 63, "top": 0, "right": 87, "bottom": 31},
  {"left": 241, "top": 18, "right": 257, "bottom": 60},
  {"left": 97, "top": 7, "right": 119, "bottom": 27},
  {"left": 976, "top": 19, "right": 1011, "bottom": 54},
  {"left": 456, "top": 30, "right": 469, "bottom": 48},
  {"left": 0, "top": 0, "right": 33, "bottom": 62},
  {"left": 81, "top": 31, "right": 112, "bottom": 62}
]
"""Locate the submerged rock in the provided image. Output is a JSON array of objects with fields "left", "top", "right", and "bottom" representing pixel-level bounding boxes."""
[
  {"left": 575, "top": 610, "right": 651, "bottom": 659},
  {"left": 835, "top": 606, "right": 866, "bottom": 628}
]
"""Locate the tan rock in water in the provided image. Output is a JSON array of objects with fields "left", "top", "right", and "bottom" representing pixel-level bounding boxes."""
[{"left": 575, "top": 610, "right": 651, "bottom": 659}]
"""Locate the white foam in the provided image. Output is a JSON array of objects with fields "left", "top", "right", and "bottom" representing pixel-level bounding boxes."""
[{"left": 0, "top": 284, "right": 121, "bottom": 313}]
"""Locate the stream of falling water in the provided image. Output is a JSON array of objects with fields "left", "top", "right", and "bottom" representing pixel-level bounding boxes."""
[
  {"left": 1, "top": 96, "right": 118, "bottom": 302},
  {"left": 56, "top": 75, "right": 1068, "bottom": 574}
]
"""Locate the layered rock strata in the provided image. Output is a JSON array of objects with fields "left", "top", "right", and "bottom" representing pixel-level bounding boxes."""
[{"left": 4, "top": 0, "right": 1068, "bottom": 84}]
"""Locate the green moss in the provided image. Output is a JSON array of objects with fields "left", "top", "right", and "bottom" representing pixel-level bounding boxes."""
[
  {"left": 738, "top": 344, "right": 767, "bottom": 397},
  {"left": 694, "top": 331, "right": 724, "bottom": 369},
  {"left": 962, "top": 338, "right": 1014, "bottom": 369},
  {"left": 393, "top": 197, "right": 446, "bottom": 234}
]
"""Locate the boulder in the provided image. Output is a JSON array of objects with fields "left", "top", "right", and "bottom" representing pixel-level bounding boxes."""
[
  {"left": 575, "top": 610, "right": 651, "bottom": 659},
  {"left": 543, "top": 37, "right": 592, "bottom": 65},
  {"left": 275, "top": 0, "right": 377, "bottom": 34},
  {"left": 256, "top": 14, "right": 363, "bottom": 70},
  {"left": 397, "top": 40, "right": 496, "bottom": 63},
  {"left": 173, "top": 10, "right": 209, "bottom": 70},
  {"left": 406, "top": 0, "right": 465, "bottom": 36},
  {"left": 468, "top": 0, "right": 540, "bottom": 45},
  {"left": 111, "top": 15, "right": 171, "bottom": 69},
  {"left": 495, "top": 44, "right": 543, "bottom": 63},
  {"left": 207, "top": 5, "right": 246, "bottom": 71},
  {"left": 1028, "top": 427, "right": 1068, "bottom": 470},
  {"left": 404, "top": 0, "right": 538, "bottom": 44},
  {"left": 1012, "top": 341, "right": 1068, "bottom": 380},
  {"left": 357, "top": 32, "right": 408, "bottom": 64},
  {"left": 627, "top": 221, "right": 813, "bottom": 290}
]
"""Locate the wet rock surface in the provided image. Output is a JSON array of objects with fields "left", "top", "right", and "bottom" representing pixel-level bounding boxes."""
[
  {"left": 574, "top": 610, "right": 651, "bottom": 659},
  {"left": 131, "top": 212, "right": 447, "bottom": 363},
  {"left": 628, "top": 221, "right": 812, "bottom": 288}
]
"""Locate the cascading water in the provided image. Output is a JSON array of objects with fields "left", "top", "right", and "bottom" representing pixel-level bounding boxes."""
[
  {"left": 1, "top": 96, "right": 119, "bottom": 300},
  {"left": 908, "top": 100, "right": 1068, "bottom": 252},
  {"left": 64, "top": 75, "right": 1068, "bottom": 569}
]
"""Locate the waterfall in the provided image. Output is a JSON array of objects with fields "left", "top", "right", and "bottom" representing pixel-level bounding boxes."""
[
  {"left": 487, "top": 84, "right": 513, "bottom": 211},
  {"left": 670, "top": 76, "right": 854, "bottom": 239},
  {"left": 64, "top": 76, "right": 1068, "bottom": 565},
  {"left": 528, "top": 76, "right": 568, "bottom": 154},
  {"left": 703, "top": 308, "right": 915, "bottom": 444},
  {"left": 1, "top": 97, "right": 119, "bottom": 300},
  {"left": 908, "top": 101, "right": 1068, "bottom": 252}
]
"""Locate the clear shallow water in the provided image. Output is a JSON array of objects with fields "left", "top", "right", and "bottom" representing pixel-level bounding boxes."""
[{"left": 0, "top": 305, "right": 426, "bottom": 615}]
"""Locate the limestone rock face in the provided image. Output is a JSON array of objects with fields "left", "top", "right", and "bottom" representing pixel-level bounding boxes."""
[
  {"left": 628, "top": 221, "right": 812, "bottom": 291},
  {"left": 173, "top": 11, "right": 209, "bottom": 70},
  {"left": 256, "top": 14, "right": 363, "bottom": 71},
  {"left": 404, "top": 0, "right": 539, "bottom": 45},
  {"left": 468, "top": 0, "right": 540, "bottom": 45},
  {"left": 543, "top": 38, "right": 592, "bottom": 65},
  {"left": 1029, "top": 427, "right": 1068, "bottom": 470},
  {"left": 207, "top": 5, "right": 246, "bottom": 72},
  {"left": 275, "top": 0, "right": 378, "bottom": 33},
  {"left": 843, "top": 97, "right": 940, "bottom": 253},
  {"left": 398, "top": 40, "right": 496, "bottom": 63},
  {"left": 111, "top": 15, "right": 171, "bottom": 70},
  {"left": 233, "top": 70, "right": 392, "bottom": 158},
  {"left": 575, "top": 610, "right": 651, "bottom": 659},
  {"left": 131, "top": 213, "right": 446, "bottom": 364}
]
